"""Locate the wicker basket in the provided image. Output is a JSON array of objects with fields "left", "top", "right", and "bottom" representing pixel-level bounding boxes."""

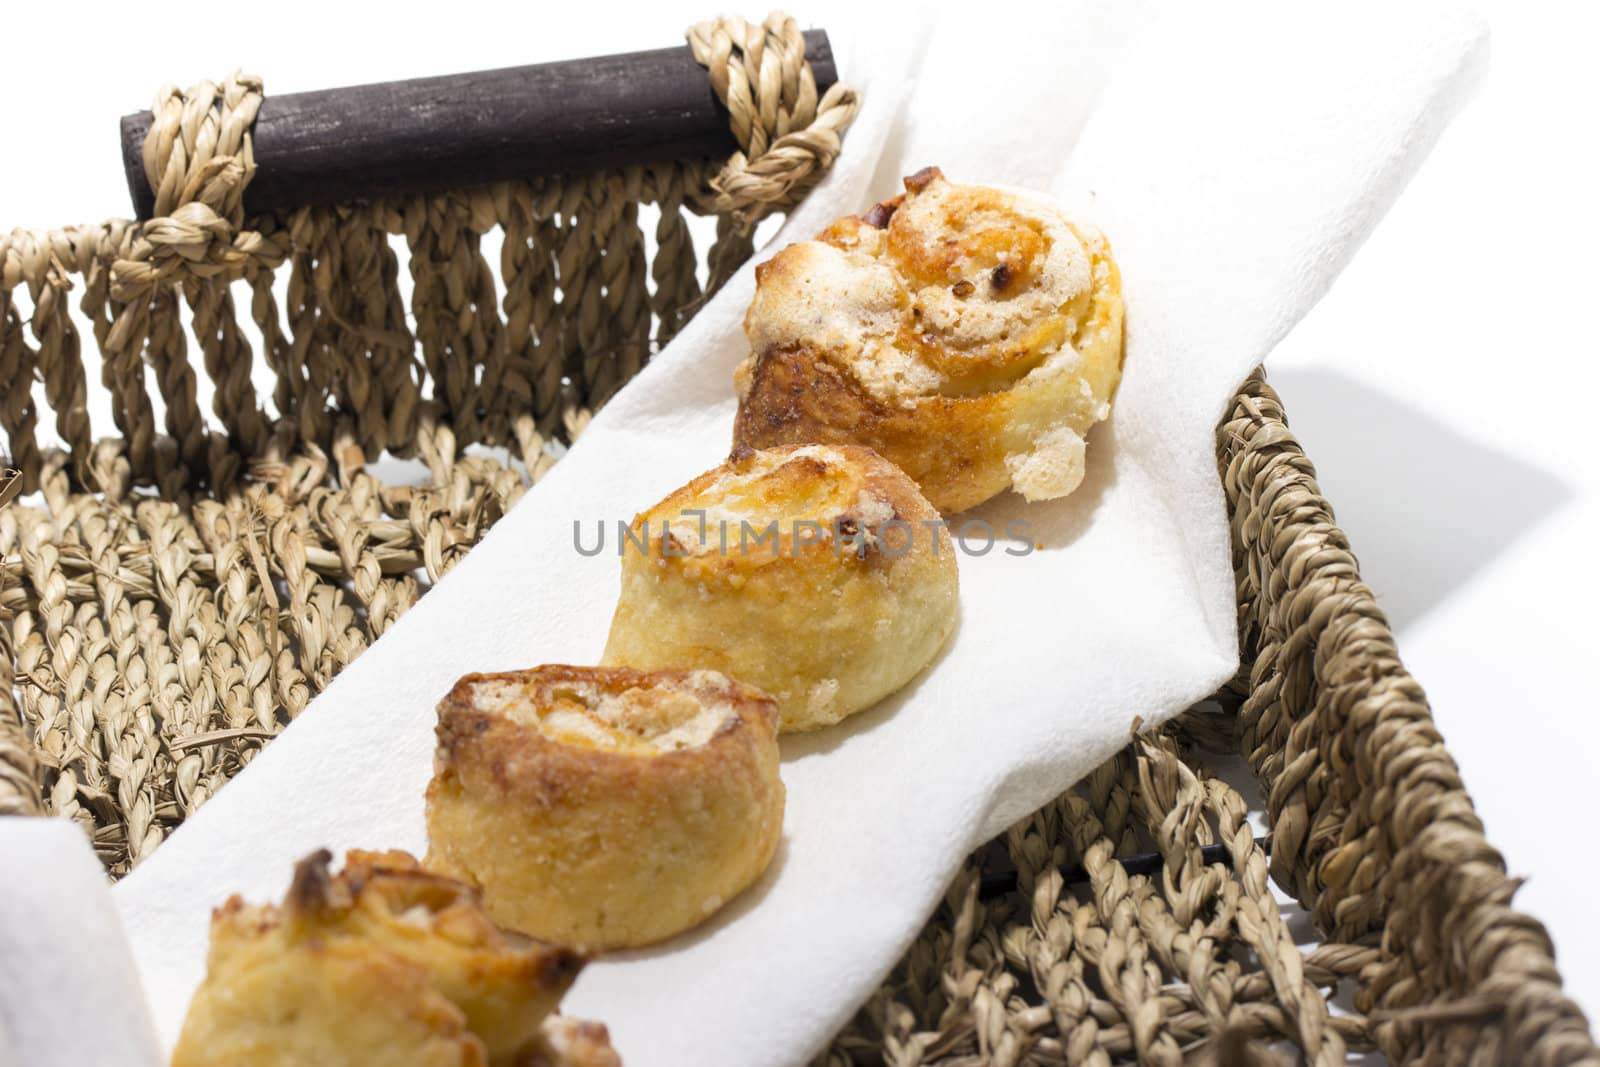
[{"left": 1, "top": 15, "right": 1594, "bottom": 1066}]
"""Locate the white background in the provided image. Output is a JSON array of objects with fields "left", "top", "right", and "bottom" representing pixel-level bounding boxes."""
[{"left": 2, "top": 0, "right": 1595, "bottom": 1046}]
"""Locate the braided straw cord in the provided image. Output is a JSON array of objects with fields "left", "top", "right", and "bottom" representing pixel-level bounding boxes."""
[
  {"left": 689, "top": 12, "right": 860, "bottom": 231},
  {"left": 825, "top": 719, "right": 1366, "bottom": 1067},
  {"left": 0, "top": 15, "right": 857, "bottom": 498},
  {"left": 0, "top": 466, "right": 43, "bottom": 814},
  {"left": 1, "top": 19, "right": 1595, "bottom": 1065},
  {"left": 819, "top": 374, "right": 1600, "bottom": 1066},
  {"left": 1216, "top": 375, "right": 1598, "bottom": 1067}
]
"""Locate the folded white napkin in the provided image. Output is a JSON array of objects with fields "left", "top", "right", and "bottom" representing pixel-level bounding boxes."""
[
  {"left": 0, "top": 819, "right": 161, "bottom": 1067},
  {"left": 2, "top": 3, "right": 1485, "bottom": 1065}
]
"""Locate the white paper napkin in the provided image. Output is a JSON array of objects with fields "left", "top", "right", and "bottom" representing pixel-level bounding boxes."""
[
  {"left": 0, "top": 818, "right": 161, "bottom": 1067},
  {"left": 1, "top": 2, "right": 1486, "bottom": 1064}
]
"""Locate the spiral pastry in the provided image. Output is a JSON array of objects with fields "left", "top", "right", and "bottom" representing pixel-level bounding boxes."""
[
  {"left": 734, "top": 166, "right": 1124, "bottom": 513},
  {"left": 601, "top": 443, "right": 958, "bottom": 732},
  {"left": 426, "top": 665, "right": 784, "bottom": 950}
]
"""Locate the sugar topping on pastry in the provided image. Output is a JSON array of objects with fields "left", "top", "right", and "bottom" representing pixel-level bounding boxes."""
[
  {"left": 745, "top": 166, "right": 1098, "bottom": 407},
  {"left": 467, "top": 669, "right": 739, "bottom": 754}
]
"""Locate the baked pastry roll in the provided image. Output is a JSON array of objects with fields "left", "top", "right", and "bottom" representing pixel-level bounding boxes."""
[
  {"left": 733, "top": 165, "right": 1124, "bottom": 514},
  {"left": 601, "top": 443, "right": 958, "bottom": 731},
  {"left": 170, "top": 849, "right": 603, "bottom": 1067},
  {"left": 426, "top": 665, "right": 783, "bottom": 950}
]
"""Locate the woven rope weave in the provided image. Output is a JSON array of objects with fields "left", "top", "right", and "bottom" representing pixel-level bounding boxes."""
[
  {"left": 688, "top": 13, "right": 860, "bottom": 230},
  {"left": 822, "top": 376, "right": 1600, "bottom": 1066},
  {"left": 0, "top": 18, "right": 1595, "bottom": 1065}
]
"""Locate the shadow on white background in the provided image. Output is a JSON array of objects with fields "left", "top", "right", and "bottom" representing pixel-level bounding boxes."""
[{"left": 1267, "top": 366, "right": 1571, "bottom": 634}]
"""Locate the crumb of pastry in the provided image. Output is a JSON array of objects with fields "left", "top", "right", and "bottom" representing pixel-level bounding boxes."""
[
  {"left": 806, "top": 678, "right": 841, "bottom": 720},
  {"left": 525, "top": 1015, "right": 623, "bottom": 1067},
  {"left": 1006, "top": 425, "right": 1087, "bottom": 501}
]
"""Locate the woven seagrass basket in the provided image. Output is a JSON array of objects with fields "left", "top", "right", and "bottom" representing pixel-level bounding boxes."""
[{"left": 1, "top": 15, "right": 1595, "bottom": 1066}]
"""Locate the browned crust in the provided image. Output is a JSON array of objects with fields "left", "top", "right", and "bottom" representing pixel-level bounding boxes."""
[
  {"left": 903, "top": 164, "right": 945, "bottom": 194},
  {"left": 732, "top": 352, "right": 1009, "bottom": 514},
  {"left": 859, "top": 195, "right": 901, "bottom": 230},
  {"left": 823, "top": 190, "right": 908, "bottom": 242},
  {"left": 286, "top": 846, "right": 342, "bottom": 921},
  {"left": 179, "top": 850, "right": 587, "bottom": 1066},
  {"left": 427, "top": 665, "right": 785, "bottom": 948},
  {"left": 269, "top": 850, "right": 585, "bottom": 997},
  {"left": 432, "top": 665, "right": 779, "bottom": 809}
]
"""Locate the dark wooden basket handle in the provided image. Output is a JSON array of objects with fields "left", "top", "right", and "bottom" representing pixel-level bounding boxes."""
[{"left": 120, "top": 30, "right": 836, "bottom": 220}]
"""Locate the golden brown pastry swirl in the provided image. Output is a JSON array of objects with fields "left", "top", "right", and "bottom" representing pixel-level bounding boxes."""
[{"left": 734, "top": 166, "right": 1124, "bottom": 513}]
